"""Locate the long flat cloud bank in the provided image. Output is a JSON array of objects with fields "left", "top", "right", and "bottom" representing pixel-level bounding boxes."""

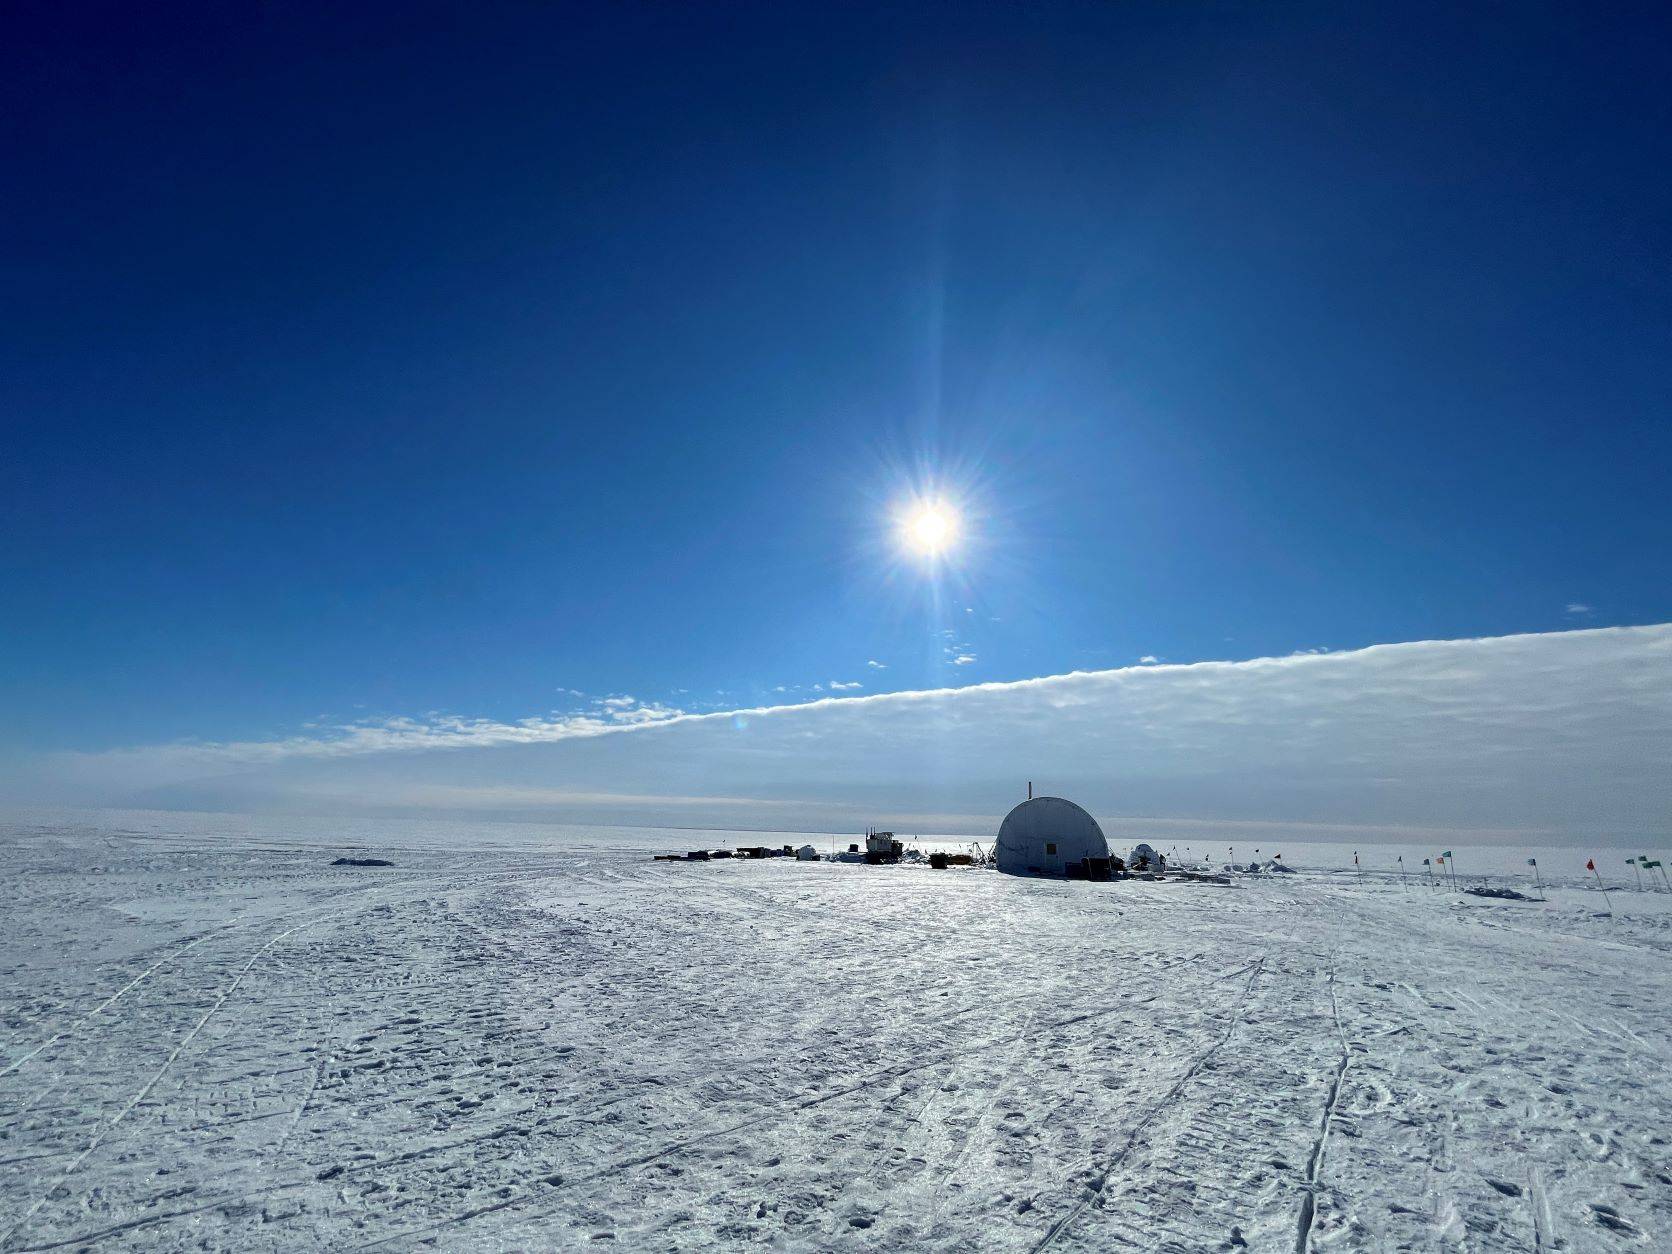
[{"left": 26, "top": 625, "right": 1672, "bottom": 842}]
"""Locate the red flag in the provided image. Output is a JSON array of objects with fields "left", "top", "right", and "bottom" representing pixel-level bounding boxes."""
[{"left": 1586, "top": 858, "right": 1595, "bottom": 871}]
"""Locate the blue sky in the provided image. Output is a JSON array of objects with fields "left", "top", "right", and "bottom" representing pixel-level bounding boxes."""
[{"left": 4, "top": 3, "right": 1670, "bottom": 828}]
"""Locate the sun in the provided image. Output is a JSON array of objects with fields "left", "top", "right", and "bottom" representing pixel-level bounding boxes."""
[{"left": 901, "top": 501, "right": 959, "bottom": 555}]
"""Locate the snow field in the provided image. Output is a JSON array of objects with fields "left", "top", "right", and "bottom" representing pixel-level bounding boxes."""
[{"left": 1, "top": 817, "right": 1668, "bottom": 1251}]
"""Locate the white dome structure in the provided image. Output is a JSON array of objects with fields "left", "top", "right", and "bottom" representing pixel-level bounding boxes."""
[{"left": 995, "top": 796, "right": 1110, "bottom": 878}]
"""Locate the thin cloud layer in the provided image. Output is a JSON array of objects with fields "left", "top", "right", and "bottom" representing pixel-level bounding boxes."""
[{"left": 25, "top": 625, "right": 1672, "bottom": 842}]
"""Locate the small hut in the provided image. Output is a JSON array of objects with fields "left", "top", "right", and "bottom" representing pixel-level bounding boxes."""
[{"left": 995, "top": 797, "right": 1111, "bottom": 879}]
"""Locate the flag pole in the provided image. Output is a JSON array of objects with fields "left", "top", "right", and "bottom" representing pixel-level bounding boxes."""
[
  {"left": 1398, "top": 854, "right": 1406, "bottom": 890},
  {"left": 1528, "top": 857, "right": 1545, "bottom": 902},
  {"left": 1628, "top": 858, "right": 1642, "bottom": 890},
  {"left": 1587, "top": 858, "right": 1612, "bottom": 915}
]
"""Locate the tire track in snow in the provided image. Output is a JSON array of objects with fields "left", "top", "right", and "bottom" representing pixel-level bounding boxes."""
[
  {"left": 345, "top": 960, "right": 1223, "bottom": 1250},
  {"left": 0, "top": 871, "right": 463, "bottom": 1083},
  {"left": 878, "top": 959, "right": 1226, "bottom": 1239},
  {"left": 809, "top": 1058, "right": 964, "bottom": 1245},
  {"left": 15, "top": 875, "right": 818, "bottom": 1243},
  {"left": 0, "top": 920, "right": 317, "bottom": 1250},
  {"left": 0, "top": 932, "right": 223, "bottom": 1078},
  {"left": 1527, "top": 1164, "right": 1554, "bottom": 1251},
  {"left": 267, "top": 1022, "right": 335, "bottom": 1158},
  {"left": 1294, "top": 953, "right": 1352, "bottom": 1254},
  {"left": 0, "top": 875, "right": 459, "bottom": 1250},
  {"left": 926, "top": 1009, "right": 1038, "bottom": 1205},
  {"left": 1028, "top": 954, "right": 1268, "bottom": 1253}
]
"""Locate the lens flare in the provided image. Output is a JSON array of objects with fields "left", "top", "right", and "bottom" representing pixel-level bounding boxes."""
[{"left": 901, "top": 501, "right": 958, "bottom": 555}]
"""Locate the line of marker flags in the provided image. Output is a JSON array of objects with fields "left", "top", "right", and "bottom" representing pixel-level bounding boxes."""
[
  {"left": 1362, "top": 848, "right": 1672, "bottom": 912},
  {"left": 1414, "top": 850, "right": 1460, "bottom": 890},
  {"left": 1175, "top": 842, "right": 1668, "bottom": 902},
  {"left": 1626, "top": 855, "right": 1668, "bottom": 892}
]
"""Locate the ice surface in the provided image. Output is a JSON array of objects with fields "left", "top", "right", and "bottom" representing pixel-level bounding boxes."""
[{"left": 2, "top": 811, "right": 1669, "bottom": 1251}]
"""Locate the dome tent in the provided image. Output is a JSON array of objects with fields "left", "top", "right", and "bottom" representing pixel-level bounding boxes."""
[
  {"left": 995, "top": 796, "right": 1110, "bottom": 878},
  {"left": 1128, "top": 842, "right": 1163, "bottom": 871}
]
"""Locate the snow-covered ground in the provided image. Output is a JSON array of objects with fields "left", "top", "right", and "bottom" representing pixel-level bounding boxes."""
[{"left": 3, "top": 811, "right": 1669, "bottom": 1251}]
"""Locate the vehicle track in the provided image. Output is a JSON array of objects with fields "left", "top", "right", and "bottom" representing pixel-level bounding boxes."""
[
  {"left": 1294, "top": 954, "right": 1352, "bottom": 1254},
  {"left": 0, "top": 932, "right": 223, "bottom": 1078},
  {"left": 0, "top": 919, "right": 317, "bottom": 1249},
  {"left": 348, "top": 959, "right": 1237, "bottom": 1249},
  {"left": 1, "top": 872, "right": 516, "bottom": 1251},
  {"left": 267, "top": 1021, "right": 335, "bottom": 1158},
  {"left": 1, "top": 872, "right": 462, "bottom": 1082},
  {"left": 1028, "top": 954, "right": 1268, "bottom": 1252}
]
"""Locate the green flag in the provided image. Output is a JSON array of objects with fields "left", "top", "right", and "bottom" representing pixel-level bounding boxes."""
[{"left": 1442, "top": 850, "right": 1453, "bottom": 858}]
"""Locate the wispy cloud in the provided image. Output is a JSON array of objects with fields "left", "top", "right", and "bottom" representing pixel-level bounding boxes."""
[
  {"left": 937, "top": 628, "right": 978, "bottom": 666},
  {"left": 867, "top": 660, "right": 887, "bottom": 669},
  {"left": 1138, "top": 655, "right": 1159, "bottom": 665},
  {"left": 772, "top": 679, "right": 865, "bottom": 696},
  {"left": 1566, "top": 603, "right": 1593, "bottom": 616},
  {"left": 25, "top": 625, "right": 1672, "bottom": 842}
]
